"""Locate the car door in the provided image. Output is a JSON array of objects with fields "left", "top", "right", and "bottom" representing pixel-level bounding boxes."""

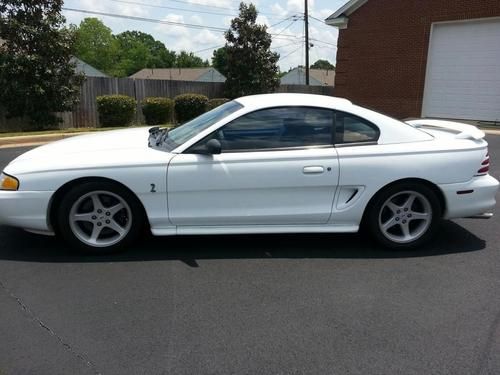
[{"left": 167, "top": 106, "right": 340, "bottom": 226}]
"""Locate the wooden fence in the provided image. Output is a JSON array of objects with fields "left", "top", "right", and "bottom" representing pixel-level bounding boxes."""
[{"left": 0, "top": 77, "right": 335, "bottom": 130}]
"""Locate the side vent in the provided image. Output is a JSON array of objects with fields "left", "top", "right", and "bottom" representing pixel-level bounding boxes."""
[{"left": 336, "top": 186, "right": 364, "bottom": 210}]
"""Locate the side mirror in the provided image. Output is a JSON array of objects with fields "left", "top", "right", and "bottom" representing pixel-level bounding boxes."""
[{"left": 205, "top": 139, "right": 222, "bottom": 155}]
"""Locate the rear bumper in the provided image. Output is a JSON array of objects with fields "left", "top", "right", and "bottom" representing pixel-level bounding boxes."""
[
  {"left": 439, "top": 175, "right": 499, "bottom": 219},
  {"left": 0, "top": 190, "right": 53, "bottom": 231}
]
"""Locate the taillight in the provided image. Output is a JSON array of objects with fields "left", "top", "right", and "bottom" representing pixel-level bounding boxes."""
[{"left": 476, "top": 152, "right": 490, "bottom": 176}]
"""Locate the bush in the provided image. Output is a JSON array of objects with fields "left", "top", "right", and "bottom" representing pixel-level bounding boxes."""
[
  {"left": 174, "top": 93, "right": 209, "bottom": 123},
  {"left": 206, "top": 98, "right": 230, "bottom": 111},
  {"left": 141, "top": 97, "right": 174, "bottom": 125},
  {"left": 96, "top": 95, "right": 136, "bottom": 127}
]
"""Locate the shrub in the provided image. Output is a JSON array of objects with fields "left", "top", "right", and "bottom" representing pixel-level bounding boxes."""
[
  {"left": 206, "top": 98, "right": 230, "bottom": 111},
  {"left": 141, "top": 97, "right": 174, "bottom": 125},
  {"left": 96, "top": 95, "right": 136, "bottom": 127},
  {"left": 174, "top": 93, "right": 209, "bottom": 123}
]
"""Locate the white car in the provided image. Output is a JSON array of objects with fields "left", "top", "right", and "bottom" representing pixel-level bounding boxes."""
[{"left": 0, "top": 94, "right": 498, "bottom": 252}]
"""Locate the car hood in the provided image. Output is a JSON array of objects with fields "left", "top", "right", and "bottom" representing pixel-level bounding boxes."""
[{"left": 5, "top": 127, "right": 173, "bottom": 175}]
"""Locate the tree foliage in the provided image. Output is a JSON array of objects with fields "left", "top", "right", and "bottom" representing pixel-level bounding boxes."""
[
  {"left": 176, "top": 51, "right": 209, "bottom": 68},
  {"left": 73, "top": 18, "right": 208, "bottom": 77},
  {"left": 224, "top": 3, "right": 280, "bottom": 98},
  {"left": 310, "top": 59, "right": 335, "bottom": 70},
  {"left": 0, "top": 0, "right": 84, "bottom": 128},
  {"left": 73, "top": 18, "right": 117, "bottom": 74},
  {"left": 212, "top": 47, "right": 229, "bottom": 77},
  {"left": 113, "top": 31, "right": 176, "bottom": 76}
]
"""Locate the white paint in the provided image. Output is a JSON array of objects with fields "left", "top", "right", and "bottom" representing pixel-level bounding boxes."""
[{"left": 0, "top": 93, "right": 497, "bottom": 239}]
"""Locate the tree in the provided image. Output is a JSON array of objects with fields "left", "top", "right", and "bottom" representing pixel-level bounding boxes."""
[
  {"left": 224, "top": 3, "right": 280, "bottom": 97},
  {"left": 73, "top": 18, "right": 118, "bottom": 74},
  {"left": 212, "top": 46, "right": 229, "bottom": 77},
  {"left": 0, "top": 0, "right": 84, "bottom": 128},
  {"left": 112, "top": 31, "right": 176, "bottom": 76},
  {"left": 175, "top": 51, "right": 209, "bottom": 68},
  {"left": 310, "top": 59, "right": 335, "bottom": 70}
]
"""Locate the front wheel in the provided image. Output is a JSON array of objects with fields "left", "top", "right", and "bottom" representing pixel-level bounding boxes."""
[
  {"left": 367, "top": 183, "right": 442, "bottom": 249},
  {"left": 57, "top": 181, "right": 145, "bottom": 253}
]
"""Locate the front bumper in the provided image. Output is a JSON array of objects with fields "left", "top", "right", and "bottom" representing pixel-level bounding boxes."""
[
  {"left": 0, "top": 190, "right": 53, "bottom": 231},
  {"left": 439, "top": 175, "right": 499, "bottom": 219}
]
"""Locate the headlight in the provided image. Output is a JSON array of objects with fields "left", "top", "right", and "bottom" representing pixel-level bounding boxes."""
[{"left": 0, "top": 172, "right": 19, "bottom": 191}]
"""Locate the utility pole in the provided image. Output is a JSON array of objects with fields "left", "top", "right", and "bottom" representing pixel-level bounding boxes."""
[{"left": 304, "top": 0, "right": 310, "bottom": 85}]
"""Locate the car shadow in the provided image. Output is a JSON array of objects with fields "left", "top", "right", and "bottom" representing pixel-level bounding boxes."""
[{"left": 0, "top": 220, "right": 486, "bottom": 267}]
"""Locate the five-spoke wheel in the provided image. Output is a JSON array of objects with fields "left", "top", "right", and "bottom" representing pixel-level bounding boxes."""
[
  {"left": 367, "top": 183, "right": 441, "bottom": 249},
  {"left": 69, "top": 191, "right": 132, "bottom": 247},
  {"left": 57, "top": 181, "right": 145, "bottom": 252}
]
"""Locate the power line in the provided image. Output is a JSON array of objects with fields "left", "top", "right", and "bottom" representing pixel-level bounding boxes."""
[
  {"left": 268, "top": 14, "right": 299, "bottom": 29},
  {"left": 273, "top": 41, "right": 303, "bottom": 49},
  {"left": 63, "top": 7, "right": 228, "bottom": 32},
  {"left": 107, "top": 0, "right": 238, "bottom": 17},
  {"left": 278, "top": 45, "right": 302, "bottom": 62},
  {"left": 162, "top": 0, "right": 240, "bottom": 12},
  {"left": 309, "top": 38, "right": 337, "bottom": 47},
  {"left": 160, "top": 0, "right": 288, "bottom": 19},
  {"left": 308, "top": 14, "right": 326, "bottom": 24},
  {"left": 64, "top": 7, "right": 303, "bottom": 39},
  {"left": 193, "top": 44, "right": 224, "bottom": 54},
  {"left": 273, "top": 19, "right": 299, "bottom": 37}
]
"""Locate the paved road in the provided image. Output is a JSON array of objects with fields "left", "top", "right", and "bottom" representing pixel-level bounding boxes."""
[{"left": 0, "top": 137, "right": 499, "bottom": 375}]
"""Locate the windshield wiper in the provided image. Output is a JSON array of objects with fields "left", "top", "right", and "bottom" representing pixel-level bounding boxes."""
[{"left": 148, "top": 126, "right": 170, "bottom": 147}]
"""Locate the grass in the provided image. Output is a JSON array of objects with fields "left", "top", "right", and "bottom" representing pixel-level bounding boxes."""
[{"left": 0, "top": 124, "right": 173, "bottom": 138}]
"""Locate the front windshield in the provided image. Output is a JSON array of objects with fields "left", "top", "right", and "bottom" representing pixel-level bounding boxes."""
[{"left": 166, "top": 100, "right": 243, "bottom": 147}]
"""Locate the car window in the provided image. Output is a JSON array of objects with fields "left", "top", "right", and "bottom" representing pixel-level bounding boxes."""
[
  {"left": 335, "top": 112, "right": 379, "bottom": 144},
  {"left": 192, "top": 106, "right": 335, "bottom": 152},
  {"left": 166, "top": 100, "right": 243, "bottom": 148}
]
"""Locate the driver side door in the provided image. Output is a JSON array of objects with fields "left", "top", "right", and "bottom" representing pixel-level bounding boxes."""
[{"left": 167, "top": 106, "right": 339, "bottom": 226}]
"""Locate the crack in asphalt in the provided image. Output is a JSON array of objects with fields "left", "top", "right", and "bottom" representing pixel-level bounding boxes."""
[{"left": 0, "top": 280, "right": 101, "bottom": 375}]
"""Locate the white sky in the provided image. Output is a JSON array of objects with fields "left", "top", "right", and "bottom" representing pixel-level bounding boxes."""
[{"left": 63, "top": 0, "right": 348, "bottom": 71}]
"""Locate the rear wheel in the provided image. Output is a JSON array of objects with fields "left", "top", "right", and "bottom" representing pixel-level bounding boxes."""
[
  {"left": 57, "top": 181, "right": 145, "bottom": 253},
  {"left": 367, "top": 183, "right": 441, "bottom": 249}
]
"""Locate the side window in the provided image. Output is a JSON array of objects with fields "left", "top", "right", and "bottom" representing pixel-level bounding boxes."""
[
  {"left": 335, "top": 112, "right": 379, "bottom": 144},
  {"left": 191, "top": 106, "right": 335, "bottom": 152}
]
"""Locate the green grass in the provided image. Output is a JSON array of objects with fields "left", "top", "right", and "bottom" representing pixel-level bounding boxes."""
[{"left": 0, "top": 124, "right": 173, "bottom": 138}]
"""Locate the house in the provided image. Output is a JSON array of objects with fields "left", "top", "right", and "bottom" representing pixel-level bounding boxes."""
[
  {"left": 280, "top": 67, "right": 335, "bottom": 86},
  {"left": 0, "top": 37, "right": 106, "bottom": 78},
  {"left": 71, "top": 57, "right": 109, "bottom": 78},
  {"left": 130, "top": 68, "right": 226, "bottom": 83},
  {"left": 326, "top": 0, "right": 500, "bottom": 122}
]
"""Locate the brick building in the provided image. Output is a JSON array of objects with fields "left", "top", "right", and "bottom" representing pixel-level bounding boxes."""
[{"left": 326, "top": 0, "right": 500, "bottom": 122}]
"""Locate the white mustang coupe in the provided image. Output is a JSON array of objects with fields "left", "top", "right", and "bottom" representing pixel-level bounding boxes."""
[{"left": 0, "top": 94, "right": 498, "bottom": 252}]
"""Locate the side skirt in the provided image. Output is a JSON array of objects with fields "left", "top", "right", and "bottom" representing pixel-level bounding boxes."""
[{"left": 151, "top": 224, "right": 359, "bottom": 236}]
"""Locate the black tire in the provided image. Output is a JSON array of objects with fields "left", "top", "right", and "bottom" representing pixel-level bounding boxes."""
[
  {"left": 56, "top": 181, "right": 146, "bottom": 253},
  {"left": 366, "top": 182, "right": 442, "bottom": 250}
]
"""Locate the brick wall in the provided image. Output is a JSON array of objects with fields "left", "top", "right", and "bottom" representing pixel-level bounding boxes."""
[{"left": 334, "top": 0, "right": 500, "bottom": 119}]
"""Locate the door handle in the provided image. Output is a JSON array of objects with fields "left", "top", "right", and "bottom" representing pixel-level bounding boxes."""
[{"left": 303, "top": 166, "right": 325, "bottom": 174}]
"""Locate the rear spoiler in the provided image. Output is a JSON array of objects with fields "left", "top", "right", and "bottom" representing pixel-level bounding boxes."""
[{"left": 406, "top": 119, "right": 485, "bottom": 140}]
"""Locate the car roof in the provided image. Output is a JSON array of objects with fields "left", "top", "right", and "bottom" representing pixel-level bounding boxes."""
[{"left": 235, "top": 93, "right": 353, "bottom": 111}]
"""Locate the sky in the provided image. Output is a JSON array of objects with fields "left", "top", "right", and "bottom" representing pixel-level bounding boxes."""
[{"left": 62, "top": 0, "right": 348, "bottom": 72}]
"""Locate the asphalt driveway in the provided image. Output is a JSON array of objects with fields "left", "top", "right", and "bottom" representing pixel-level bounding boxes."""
[{"left": 0, "top": 136, "right": 499, "bottom": 375}]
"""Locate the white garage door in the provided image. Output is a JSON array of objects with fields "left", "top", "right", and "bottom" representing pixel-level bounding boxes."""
[{"left": 422, "top": 18, "right": 500, "bottom": 122}]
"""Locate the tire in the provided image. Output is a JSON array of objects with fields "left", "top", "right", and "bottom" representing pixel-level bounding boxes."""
[
  {"left": 366, "top": 183, "right": 442, "bottom": 250},
  {"left": 56, "top": 181, "right": 146, "bottom": 253}
]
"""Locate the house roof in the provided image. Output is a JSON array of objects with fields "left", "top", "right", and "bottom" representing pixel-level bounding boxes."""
[
  {"left": 281, "top": 67, "right": 335, "bottom": 86},
  {"left": 310, "top": 69, "right": 336, "bottom": 86},
  {"left": 130, "top": 68, "right": 223, "bottom": 81},
  {"left": 71, "top": 57, "right": 109, "bottom": 78},
  {"left": 325, "top": 0, "right": 369, "bottom": 28}
]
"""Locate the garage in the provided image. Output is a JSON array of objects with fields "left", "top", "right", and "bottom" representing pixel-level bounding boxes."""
[{"left": 422, "top": 18, "right": 500, "bottom": 122}]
